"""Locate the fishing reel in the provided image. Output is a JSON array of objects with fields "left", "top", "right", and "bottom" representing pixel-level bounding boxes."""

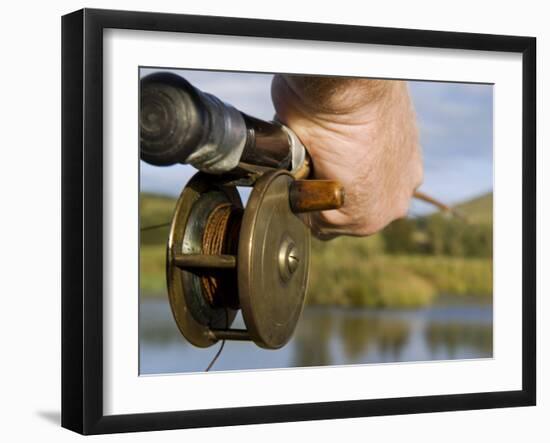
[
  {"left": 167, "top": 170, "right": 343, "bottom": 349},
  {"left": 140, "top": 72, "right": 344, "bottom": 349}
]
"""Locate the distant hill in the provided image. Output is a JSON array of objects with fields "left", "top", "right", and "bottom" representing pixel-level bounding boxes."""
[{"left": 453, "top": 193, "right": 493, "bottom": 225}]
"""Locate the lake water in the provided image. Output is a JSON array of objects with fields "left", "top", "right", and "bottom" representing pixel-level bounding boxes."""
[{"left": 139, "top": 298, "right": 492, "bottom": 374}]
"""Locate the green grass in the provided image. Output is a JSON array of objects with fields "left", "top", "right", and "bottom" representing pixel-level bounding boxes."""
[
  {"left": 140, "top": 244, "right": 167, "bottom": 295},
  {"left": 390, "top": 255, "right": 493, "bottom": 297},
  {"left": 141, "top": 239, "right": 493, "bottom": 306},
  {"left": 139, "top": 192, "right": 494, "bottom": 307},
  {"left": 140, "top": 193, "right": 176, "bottom": 245},
  {"left": 308, "top": 237, "right": 492, "bottom": 308}
]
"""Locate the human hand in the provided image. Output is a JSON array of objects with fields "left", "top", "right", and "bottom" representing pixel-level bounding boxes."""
[{"left": 271, "top": 75, "right": 423, "bottom": 239}]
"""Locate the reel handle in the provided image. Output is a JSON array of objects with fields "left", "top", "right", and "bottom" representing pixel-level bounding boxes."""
[{"left": 289, "top": 180, "right": 345, "bottom": 213}]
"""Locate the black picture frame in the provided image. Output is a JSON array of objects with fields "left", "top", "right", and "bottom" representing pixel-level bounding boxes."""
[{"left": 61, "top": 8, "right": 536, "bottom": 435}]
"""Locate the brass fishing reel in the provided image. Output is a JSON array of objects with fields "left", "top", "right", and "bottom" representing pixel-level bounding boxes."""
[{"left": 166, "top": 170, "right": 343, "bottom": 349}]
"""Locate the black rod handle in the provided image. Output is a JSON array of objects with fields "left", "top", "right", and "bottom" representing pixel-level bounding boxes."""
[{"left": 140, "top": 72, "right": 292, "bottom": 172}]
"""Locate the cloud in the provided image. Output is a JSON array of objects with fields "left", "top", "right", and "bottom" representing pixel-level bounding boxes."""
[{"left": 409, "top": 81, "right": 493, "bottom": 160}]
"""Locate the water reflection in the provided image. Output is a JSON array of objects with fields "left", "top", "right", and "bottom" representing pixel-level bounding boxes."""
[
  {"left": 425, "top": 322, "right": 493, "bottom": 358},
  {"left": 139, "top": 299, "right": 493, "bottom": 374},
  {"left": 293, "top": 312, "right": 334, "bottom": 367},
  {"left": 139, "top": 300, "right": 189, "bottom": 345},
  {"left": 341, "top": 316, "right": 410, "bottom": 362}
]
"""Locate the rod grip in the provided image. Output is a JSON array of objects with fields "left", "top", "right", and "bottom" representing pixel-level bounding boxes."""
[{"left": 289, "top": 180, "right": 345, "bottom": 213}]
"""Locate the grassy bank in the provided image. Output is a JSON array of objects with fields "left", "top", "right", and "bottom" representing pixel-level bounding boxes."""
[
  {"left": 140, "top": 244, "right": 168, "bottom": 294},
  {"left": 309, "top": 245, "right": 492, "bottom": 308},
  {"left": 139, "top": 192, "right": 493, "bottom": 307},
  {"left": 140, "top": 241, "right": 492, "bottom": 307}
]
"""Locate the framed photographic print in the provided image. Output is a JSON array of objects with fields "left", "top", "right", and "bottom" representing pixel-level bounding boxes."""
[{"left": 61, "top": 8, "right": 536, "bottom": 434}]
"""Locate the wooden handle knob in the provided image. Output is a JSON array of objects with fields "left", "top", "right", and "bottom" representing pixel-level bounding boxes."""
[{"left": 289, "top": 180, "right": 345, "bottom": 213}]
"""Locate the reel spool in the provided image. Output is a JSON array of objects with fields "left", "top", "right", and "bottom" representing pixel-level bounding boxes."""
[{"left": 167, "top": 169, "right": 344, "bottom": 349}]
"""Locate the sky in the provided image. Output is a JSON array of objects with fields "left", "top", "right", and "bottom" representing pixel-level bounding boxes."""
[{"left": 139, "top": 68, "right": 493, "bottom": 213}]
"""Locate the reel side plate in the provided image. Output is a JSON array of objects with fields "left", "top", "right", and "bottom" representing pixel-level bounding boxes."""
[
  {"left": 238, "top": 170, "right": 311, "bottom": 349},
  {"left": 167, "top": 173, "right": 241, "bottom": 348}
]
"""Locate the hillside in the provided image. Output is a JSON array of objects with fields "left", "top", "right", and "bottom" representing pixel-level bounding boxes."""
[{"left": 454, "top": 192, "right": 493, "bottom": 225}]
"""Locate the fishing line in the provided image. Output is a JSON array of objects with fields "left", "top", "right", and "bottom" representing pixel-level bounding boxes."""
[
  {"left": 140, "top": 222, "right": 171, "bottom": 231},
  {"left": 205, "top": 339, "right": 226, "bottom": 372},
  {"left": 205, "top": 308, "right": 229, "bottom": 372}
]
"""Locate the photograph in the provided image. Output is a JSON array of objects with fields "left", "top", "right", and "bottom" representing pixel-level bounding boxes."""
[
  {"left": 58, "top": 6, "right": 537, "bottom": 436},
  {"left": 138, "top": 67, "right": 494, "bottom": 375}
]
